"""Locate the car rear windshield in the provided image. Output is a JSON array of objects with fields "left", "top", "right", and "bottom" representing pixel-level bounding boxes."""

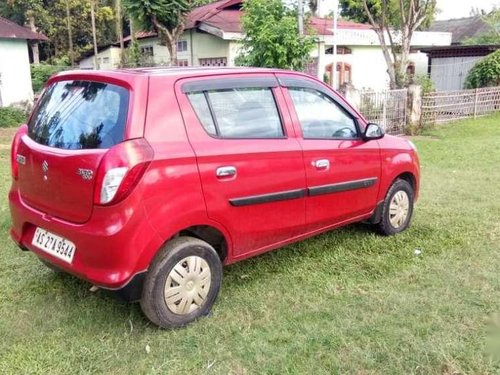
[{"left": 28, "top": 80, "right": 129, "bottom": 150}]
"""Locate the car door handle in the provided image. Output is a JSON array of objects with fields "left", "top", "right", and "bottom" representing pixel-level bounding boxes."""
[
  {"left": 313, "top": 159, "right": 330, "bottom": 170},
  {"left": 216, "top": 166, "right": 237, "bottom": 178}
]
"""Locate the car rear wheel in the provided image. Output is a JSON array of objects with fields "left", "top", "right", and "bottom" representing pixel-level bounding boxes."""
[
  {"left": 378, "top": 179, "right": 414, "bottom": 235},
  {"left": 140, "top": 237, "right": 222, "bottom": 328}
]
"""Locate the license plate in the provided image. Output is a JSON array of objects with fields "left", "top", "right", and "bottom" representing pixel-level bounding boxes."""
[{"left": 32, "top": 227, "right": 76, "bottom": 264}]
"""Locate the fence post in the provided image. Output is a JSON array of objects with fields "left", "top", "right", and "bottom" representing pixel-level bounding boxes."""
[
  {"left": 407, "top": 84, "right": 422, "bottom": 130},
  {"left": 473, "top": 88, "right": 479, "bottom": 119}
]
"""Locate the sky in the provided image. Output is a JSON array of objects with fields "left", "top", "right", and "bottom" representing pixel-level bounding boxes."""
[
  {"left": 318, "top": 0, "right": 499, "bottom": 20},
  {"left": 434, "top": 0, "right": 499, "bottom": 20}
]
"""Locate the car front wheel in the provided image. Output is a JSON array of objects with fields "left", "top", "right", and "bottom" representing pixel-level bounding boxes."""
[
  {"left": 378, "top": 179, "right": 414, "bottom": 235},
  {"left": 140, "top": 236, "right": 222, "bottom": 328}
]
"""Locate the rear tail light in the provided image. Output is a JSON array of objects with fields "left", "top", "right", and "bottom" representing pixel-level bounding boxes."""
[
  {"left": 94, "top": 138, "right": 154, "bottom": 206},
  {"left": 11, "top": 125, "right": 28, "bottom": 180},
  {"left": 100, "top": 167, "right": 128, "bottom": 204}
]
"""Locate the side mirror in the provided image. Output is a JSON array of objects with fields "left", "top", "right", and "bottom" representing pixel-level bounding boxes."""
[{"left": 363, "top": 123, "right": 385, "bottom": 141}]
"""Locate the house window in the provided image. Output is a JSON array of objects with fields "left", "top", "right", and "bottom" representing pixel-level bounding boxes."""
[
  {"left": 140, "top": 45, "right": 154, "bottom": 57},
  {"left": 177, "top": 59, "right": 189, "bottom": 67},
  {"left": 103, "top": 57, "right": 110, "bottom": 64},
  {"left": 199, "top": 57, "right": 227, "bottom": 67},
  {"left": 177, "top": 40, "right": 188, "bottom": 52},
  {"left": 325, "top": 62, "right": 352, "bottom": 89},
  {"left": 325, "top": 46, "right": 352, "bottom": 55}
]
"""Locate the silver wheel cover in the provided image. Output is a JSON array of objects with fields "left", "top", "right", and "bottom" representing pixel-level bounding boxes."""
[
  {"left": 389, "top": 190, "right": 410, "bottom": 229},
  {"left": 164, "top": 256, "right": 211, "bottom": 315}
]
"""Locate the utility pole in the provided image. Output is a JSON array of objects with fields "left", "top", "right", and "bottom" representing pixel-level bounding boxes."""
[
  {"left": 65, "top": 0, "right": 74, "bottom": 66},
  {"left": 90, "top": 0, "right": 99, "bottom": 69},
  {"left": 298, "top": 0, "right": 304, "bottom": 35},
  {"left": 332, "top": 0, "right": 339, "bottom": 89}
]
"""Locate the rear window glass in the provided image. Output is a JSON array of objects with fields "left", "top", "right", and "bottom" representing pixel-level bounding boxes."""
[{"left": 28, "top": 80, "right": 129, "bottom": 150}]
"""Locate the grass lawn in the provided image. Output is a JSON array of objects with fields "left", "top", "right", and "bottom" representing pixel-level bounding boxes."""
[{"left": 0, "top": 115, "right": 499, "bottom": 374}]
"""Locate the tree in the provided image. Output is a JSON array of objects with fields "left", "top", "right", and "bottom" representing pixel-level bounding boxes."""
[
  {"left": 2, "top": 0, "right": 52, "bottom": 63},
  {"left": 340, "top": 0, "right": 436, "bottom": 89},
  {"left": 465, "top": 50, "right": 500, "bottom": 89},
  {"left": 1, "top": 0, "right": 116, "bottom": 64},
  {"left": 124, "top": 0, "right": 193, "bottom": 65},
  {"left": 464, "top": 8, "right": 500, "bottom": 45},
  {"left": 309, "top": 0, "right": 318, "bottom": 16},
  {"left": 236, "top": 0, "right": 315, "bottom": 71}
]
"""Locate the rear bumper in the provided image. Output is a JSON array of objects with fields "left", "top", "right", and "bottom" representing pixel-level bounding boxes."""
[{"left": 9, "top": 187, "right": 163, "bottom": 290}]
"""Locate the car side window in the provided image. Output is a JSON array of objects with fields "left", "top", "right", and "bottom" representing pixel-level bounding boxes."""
[
  {"left": 188, "top": 88, "right": 284, "bottom": 139},
  {"left": 289, "top": 88, "right": 358, "bottom": 139}
]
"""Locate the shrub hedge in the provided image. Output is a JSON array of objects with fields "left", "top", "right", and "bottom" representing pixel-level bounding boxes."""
[{"left": 0, "top": 107, "right": 28, "bottom": 128}]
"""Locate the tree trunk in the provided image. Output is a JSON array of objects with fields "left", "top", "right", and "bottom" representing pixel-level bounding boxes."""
[
  {"left": 65, "top": 0, "right": 74, "bottom": 66},
  {"left": 90, "top": 0, "right": 99, "bottom": 69},
  {"left": 152, "top": 15, "right": 185, "bottom": 66},
  {"left": 115, "top": 0, "right": 125, "bottom": 67},
  {"left": 373, "top": 29, "right": 397, "bottom": 89},
  {"left": 161, "top": 33, "right": 178, "bottom": 66},
  {"left": 27, "top": 14, "right": 40, "bottom": 64},
  {"left": 395, "top": 25, "right": 411, "bottom": 88}
]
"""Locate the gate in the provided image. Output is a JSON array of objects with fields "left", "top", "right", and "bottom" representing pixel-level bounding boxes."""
[{"left": 358, "top": 89, "right": 408, "bottom": 135}]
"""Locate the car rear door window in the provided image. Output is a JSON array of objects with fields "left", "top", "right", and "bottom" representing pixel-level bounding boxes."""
[
  {"left": 289, "top": 88, "right": 358, "bottom": 139},
  {"left": 188, "top": 88, "right": 284, "bottom": 138},
  {"left": 28, "top": 80, "right": 129, "bottom": 150}
]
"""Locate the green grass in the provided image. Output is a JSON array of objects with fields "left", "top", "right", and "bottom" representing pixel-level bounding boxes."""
[{"left": 0, "top": 115, "right": 499, "bottom": 374}]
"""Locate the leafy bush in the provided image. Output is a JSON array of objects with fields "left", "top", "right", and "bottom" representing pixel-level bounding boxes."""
[
  {"left": 416, "top": 74, "right": 435, "bottom": 95},
  {"left": 465, "top": 50, "right": 500, "bottom": 89},
  {"left": 0, "top": 107, "right": 28, "bottom": 128},
  {"left": 31, "top": 64, "right": 68, "bottom": 93},
  {"left": 236, "top": 0, "right": 315, "bottom": 71}
]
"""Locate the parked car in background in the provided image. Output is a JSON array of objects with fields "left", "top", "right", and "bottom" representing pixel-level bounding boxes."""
[{"left": 9, "top": 67, "right": 420, "bottom": 328}]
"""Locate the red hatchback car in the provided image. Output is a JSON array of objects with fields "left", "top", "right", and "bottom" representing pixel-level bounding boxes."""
[{"left": 9, "top": 68, "right": 419, "bottom": 328}]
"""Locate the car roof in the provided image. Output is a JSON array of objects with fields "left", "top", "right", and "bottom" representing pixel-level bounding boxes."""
[{"left": 55, "top": 66, "right": 303, "bottom": 81}]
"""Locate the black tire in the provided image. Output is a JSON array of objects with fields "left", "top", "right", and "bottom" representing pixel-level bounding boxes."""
[
  {"left": 140, "top": 236, "right": 222, "bottom": 328},
  {"left": 377, "top": 179, "right": 414, "bottom": 236}
]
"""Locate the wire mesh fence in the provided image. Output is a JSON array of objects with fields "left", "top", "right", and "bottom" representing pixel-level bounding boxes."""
[
  {"left": 358, "top": 89, "right": 408, "bottom": 135},
  {"left": 421, "top": 87, "right": 500, "bottom": 126}
]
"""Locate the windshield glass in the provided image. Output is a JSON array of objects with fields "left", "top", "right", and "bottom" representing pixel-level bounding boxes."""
[{"left": 28, "top": 80, "right": 129, "bottom": 150}]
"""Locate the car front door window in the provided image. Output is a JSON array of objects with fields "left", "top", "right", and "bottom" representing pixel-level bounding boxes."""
[{"left": 289, "top": 88, "right": 358, "bottom": 139}]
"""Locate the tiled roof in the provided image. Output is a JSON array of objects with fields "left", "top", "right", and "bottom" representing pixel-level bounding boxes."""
[
  {"left": 201, "top": 10, "right": 243, "bottom": 33},
  {"left": 428, "top": 16, "right": 492, "bottom": 44},
  {"left": 123, "top": 0, "right": 371, "bottom": 42},
  {"left": 309, "top": 17, "right": 372, "bottom": 35},
  {"left": 0, "top": 16, "right": 48, "bottom": 41}
]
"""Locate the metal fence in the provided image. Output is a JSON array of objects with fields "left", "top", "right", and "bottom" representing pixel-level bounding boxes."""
[
  {"left": 358, "top": 89, "right": 408, "bottom": 135},
  {"left": 421, "top": 87, "right": 500, "bottom": 125}
]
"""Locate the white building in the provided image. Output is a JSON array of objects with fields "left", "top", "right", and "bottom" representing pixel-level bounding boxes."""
[
  {"left": 0, "top": 16, "right": 47, "bottom": 107},
  {"left": 79, "top": 0, "right": 452, "bottom": 91}
]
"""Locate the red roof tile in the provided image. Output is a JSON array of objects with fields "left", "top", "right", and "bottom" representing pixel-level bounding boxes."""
[
  {"left": 309, "top": 17, "right": 372, "bottom": 35},
  {"left": 0, "top": 16, "right": 48, "bottom": 41},
  {"left": 202, "top": 10, "right": 243, "bottom": 33},
  {"left": 122, "top": 1, "right": 371, "bottom": 42}
]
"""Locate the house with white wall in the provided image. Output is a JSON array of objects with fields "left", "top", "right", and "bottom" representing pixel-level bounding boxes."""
[
  {"left": 0, "top": 16, "right": 47, "bottom": 107},
  {"left": 79, "top": 0, "right": 452, "bottom": 91}
]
